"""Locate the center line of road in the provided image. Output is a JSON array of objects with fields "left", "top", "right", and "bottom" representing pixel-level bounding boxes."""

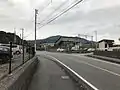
[{"left": 74, "top": 59, "right": 120, "bottom": 77}]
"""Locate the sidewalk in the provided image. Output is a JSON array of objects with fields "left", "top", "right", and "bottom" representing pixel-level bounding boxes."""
[
  {"left": 28, "top": 56, "right": 78, "bottom": 90},
  {"left": 87, "top": 54, "right": 120, "bottom": 64}
]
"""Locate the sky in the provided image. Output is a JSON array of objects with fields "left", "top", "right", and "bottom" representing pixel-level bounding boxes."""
[{"left": 0, "top": 0, "right": 120, "bottom": 43}]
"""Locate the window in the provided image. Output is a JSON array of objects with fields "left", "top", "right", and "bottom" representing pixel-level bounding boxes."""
[{"left": 105, "top": 44, "right": 107, "bottom": 48}]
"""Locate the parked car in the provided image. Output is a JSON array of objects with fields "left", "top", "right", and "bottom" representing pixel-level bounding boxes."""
[
  {"left": 12, "top": 45, "right": 22, "bottom": 55},
  {"left": 87, "top": 48, "right": 95, "bottom": 52},
  {"left": 1, "top": 44, "right": 22, "bottom": 55},
  {"left": 57, "top": 48, "right": 65, "bottom": 52},
  {"left": 0, "top": 46, "right": 12, "bottom": 63}
]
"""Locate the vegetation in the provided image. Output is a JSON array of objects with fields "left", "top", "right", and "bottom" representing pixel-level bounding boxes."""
[{"left": 0, "top": 31, "right": 27, "bottom": 45}]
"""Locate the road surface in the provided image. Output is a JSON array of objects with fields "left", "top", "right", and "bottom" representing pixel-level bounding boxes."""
[
  {"left": 28, "top": 55, "right": 78, "bottom": 90},
  {"left": 37, "top": 51, "right": 120, "bottom": 90}
]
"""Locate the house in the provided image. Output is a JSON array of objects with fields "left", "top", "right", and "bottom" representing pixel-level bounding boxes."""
[
  {"left": 55, "top": 36, "right": 90, "bottom": 49},
  {"left": 98, "top": 39, "right": 114, "bottom": 51}
]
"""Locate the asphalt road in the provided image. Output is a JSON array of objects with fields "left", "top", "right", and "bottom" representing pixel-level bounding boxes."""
[
  {"left": 37, "top": 51, "right": 120, "bottom": 90},
  {"left": 28, "top": 55, "right": 78, "bottom": 90}
]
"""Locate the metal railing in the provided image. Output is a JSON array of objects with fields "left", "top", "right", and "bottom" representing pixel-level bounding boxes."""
[{"left": 0, "top": 42, "right": 35, "bottom": 80}]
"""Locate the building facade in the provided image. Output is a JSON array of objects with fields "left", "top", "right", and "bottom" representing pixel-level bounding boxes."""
[{"left": 98, "top": 39, "right": 114, "bottom": 51}]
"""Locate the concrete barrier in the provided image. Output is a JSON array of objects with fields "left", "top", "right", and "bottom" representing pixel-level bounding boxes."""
[{"left": 0, "top": 56, "right": 38, "bottom": 90}]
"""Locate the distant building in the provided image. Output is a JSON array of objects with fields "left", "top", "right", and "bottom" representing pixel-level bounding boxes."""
[
  {"left": 39, "top": 35, "right": 92, "bottom": 51},
  {"left": 40, "top": 40, "right": 57, "bottom": 48},
  {"left": 98, "top": 39, "right": 114, "bottom": 51},
  {"left": 55, "top": 36, "right": 90, "bottom": 49}
]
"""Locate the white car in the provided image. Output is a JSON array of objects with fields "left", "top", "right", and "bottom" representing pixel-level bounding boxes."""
[
  {"left": 87, "top": 48, "right": 95, "bottom": 52},
  {"left": 0, "top": 44, "right": 22, "bottom": 55},
  {"left": 57, "top": 48, "right": 65, "bottom": 52},
  {"left": 12, "top": 45, "right": 22, "bottom": 55}
]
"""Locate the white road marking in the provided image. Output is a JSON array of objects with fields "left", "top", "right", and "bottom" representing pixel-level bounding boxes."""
[
  {"left": 47, "top": 55, "right": 99, "bottom": 90},
  {"left": 74, "top": 59, "right": 120, "bottom": 77},
  {"left": 53, "top": 53, "right": 120, "bottom": 77},
  {"left": 72, "top": 54, "right": 120, "bottom": 67}
]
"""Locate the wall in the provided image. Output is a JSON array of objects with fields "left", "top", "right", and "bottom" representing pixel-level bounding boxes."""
[
  {"left": 98, "top": 41, "right": 110, "bottom": 50},
  {"left": 99, "top": 41, "right": 105, "bottom": 49},
  {"left": 0, "top": 56, "right": 38, "bottom": 90},
  {"left": 94, "top": 51, "right": 120, "bottom": 59}
]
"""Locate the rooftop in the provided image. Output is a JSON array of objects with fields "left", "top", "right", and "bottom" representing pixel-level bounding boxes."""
[{"left": 98, "top": 39, "right": 114, "bottom": 43}]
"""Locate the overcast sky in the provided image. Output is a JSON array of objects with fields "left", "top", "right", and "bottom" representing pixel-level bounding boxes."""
[{"left": 0, "top": 0, "right": 120, "bottom": 43}]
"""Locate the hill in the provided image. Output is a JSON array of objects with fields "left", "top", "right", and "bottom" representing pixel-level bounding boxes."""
[{"left": 28, "top": 35, "right": 93, "bottom": 46}]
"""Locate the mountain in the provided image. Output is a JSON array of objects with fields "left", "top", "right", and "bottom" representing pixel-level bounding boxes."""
[
  {"left": 28, "top": 35, "right": 61, "bottom": 46},
  {"left": 41, "top": 35, "right": 61, "bottom": 43},
  {"left": 28, "top": 35, "right": 93, "bottom": 46}
]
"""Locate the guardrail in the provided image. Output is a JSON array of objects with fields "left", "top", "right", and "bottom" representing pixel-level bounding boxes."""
[{"left": 48, "top": 55, "right": 99, "bottom": 90}]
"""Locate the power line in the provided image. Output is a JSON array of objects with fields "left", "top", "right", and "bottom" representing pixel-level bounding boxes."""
[
  {"left": 24, "top": 0, "right": 84, "bottom": 38},
  {"left": 38, "top": 0, "right": 83, "bottom": 26},
  {"left": 38, "top": 0, "right": 84, "bottom": 29},
  {"left": 37, "top": 0, "right": 69, "bottom": 25},
  {"left": 24, "top": 32, "right": 33, "bottom": 39},
  {"left": 28, "top": 0, "right": 51, "bottom": 24},
  {"left": 24, "top": 0, "right": 69, "bottom": 38},
  {"left": 24, "top": 0, "right": 52, "bottom": 39},
  {"left": 37, "top": 0, "right": 52, "bottom": 15}
]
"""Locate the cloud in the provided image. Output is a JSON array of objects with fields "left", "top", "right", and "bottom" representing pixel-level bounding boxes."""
[
  {"left": 78, "top": 0, "right": 120, "bottom": 12},
  {"left": 37, "top": 5, "right": 120, "bottom": 42},
  {"left": 0, "top": 0, "right": 120, "bottom": 42}
]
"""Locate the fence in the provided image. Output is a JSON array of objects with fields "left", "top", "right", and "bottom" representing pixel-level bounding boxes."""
[
  {"left": 94, "top": 50, "right": 120, "bottom": 59},
  {"left": 0, "top": 42, "right": 35, "bottom": 80}
]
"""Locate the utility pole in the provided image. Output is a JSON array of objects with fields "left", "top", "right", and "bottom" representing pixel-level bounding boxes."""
[
  {"left": 9, "top": 42, "right": 12, "bottom": 74},
  {"left": 35, "top": 9, "right": 38, "bottom": 53},
  {"left": 95, "top": 31, "right": 97, "bottom": 50},
  {"left": 14, "top": 28, "right": 16, "bottom": 44},
  {"left": 21, "top": 28, "right": 24, "bottom": 64},
  {"left": 20, "top": 34, "right": 21, "bottom": 45},
  {"left": 91, "top": 36, "right": 93, "bottom": 48}
]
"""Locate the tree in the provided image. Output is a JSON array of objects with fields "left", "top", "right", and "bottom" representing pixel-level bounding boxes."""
[
  {"left": 119, "top": 38, "right": 120, "bottom": 41},
  {"left": 0, "top": 31, "right": 27, "bottom": 44}
]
